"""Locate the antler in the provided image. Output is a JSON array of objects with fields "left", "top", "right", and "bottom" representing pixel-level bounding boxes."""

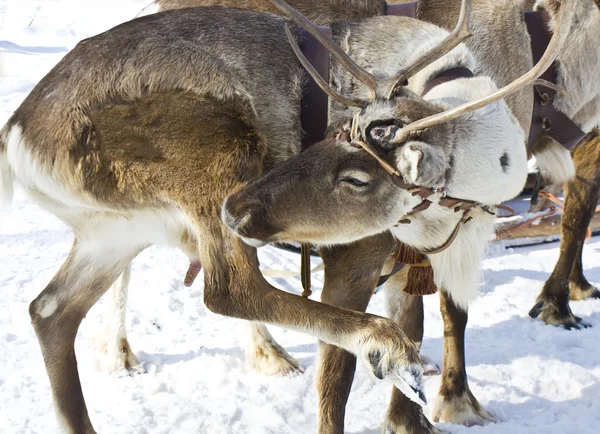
[
  {"left": 270, "top": 0, "right": 379, "bottom": 101},
  {"left": 389, "top": 0, "right": 575, "bottom": 144},
  {"left": 272, "top": 0, "right": 475, "bottom": 101},
  {"left": 283, "top": 24, "right": 368, "bottom": 108},
  {"left": 383, "top": 0, "right": 473, "bottom": 98}
]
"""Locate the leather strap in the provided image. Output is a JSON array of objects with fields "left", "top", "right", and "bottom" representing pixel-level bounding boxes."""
[
  {"left": 421, "top": 67, "right": 474, "bottom": 96},
  {"left": 386, "top": 1, "right": 417, "bottom": 17},
  {"left": 524, "top": 11, "right": 585, "bottom": 151},
  {"left": 299, "top": 27, "right": 331, "bottom": 149},
  {"left": 300, "top": 243, "right": 313, "bottom": 297}
]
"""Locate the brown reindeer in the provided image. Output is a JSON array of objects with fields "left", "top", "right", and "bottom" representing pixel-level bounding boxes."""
[
  {"left": 222, "top": 0, "right": 575, "bottom": 431},
  {"left": 0, "top": 2, "right": 511, "bottom": 432}
]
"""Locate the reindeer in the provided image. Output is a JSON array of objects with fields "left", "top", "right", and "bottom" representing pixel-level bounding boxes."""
[
  {"left": 0, "top": 2, "right": 508, "bottom": 432},
  {"left": 521, "top": 0, "right": 600, "bottom": 327},
  {"left": 222, "top": 0, "right": 575, "bottom": 431},
  {"left": 113, "top": 0, "right": 591, "bottom": 429},
  {"left": 98, "top": 0, "right": 415, "bottom": 379}
]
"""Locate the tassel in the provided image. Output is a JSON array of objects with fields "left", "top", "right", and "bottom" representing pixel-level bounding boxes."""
[
  {"left": 404, "top": 261, "right": 438, "bottom": 296},
  {"left": 392, "top": 243, "right": 438, "bottom": 296},
  {"left": 392, "top": 242, "right": 424, "bottom": 265}
]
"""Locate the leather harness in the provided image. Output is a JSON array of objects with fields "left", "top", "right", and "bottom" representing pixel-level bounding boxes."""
[
  {"left": 292, "top": 2, "right": 586, "bottom": 296},
  {"left": 299, "top": 3, "right": 585, "bottom": 152}
]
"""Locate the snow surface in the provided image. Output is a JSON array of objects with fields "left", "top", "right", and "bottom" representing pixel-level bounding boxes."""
[{"left": 1, "top": 1, "right": 600, "bottom": 433}]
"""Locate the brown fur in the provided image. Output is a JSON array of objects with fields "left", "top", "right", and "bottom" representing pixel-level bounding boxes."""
[
  {"left": 3, "top": 6, "right": 437, "bottom": 433},
  {"left": 157, "top": 0, "right": 386, "bottom": 24},
  {"left": 530, "top": 129, "right": 600, "bottom": 327}
]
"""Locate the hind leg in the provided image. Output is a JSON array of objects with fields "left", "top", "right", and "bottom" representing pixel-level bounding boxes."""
[
  {"left": 98, "top": 262, "right": 145, "bottom": 375},
  {"left": 29, "top": 238, "right": 143, "bottom": 433},
  {"left": 530, "top": 129, "right": 600, "bottom": 328},
  {"left": 245, "top": 322, "right": 303, "bottom": 375}
]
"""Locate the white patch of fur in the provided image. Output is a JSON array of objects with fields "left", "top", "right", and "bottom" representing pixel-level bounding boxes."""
[
  {"left": 425, "top": 77, "right": 528, "bottom": 205},
  {"left": 0, "top": 129, "right": 13, "bottom": 208},
  {"left": 8, "top": 124, "right": 197, "bottom": 259},
  {"left": 428, "top": 211, "right": 496, "bottom": 309},
  {"left": 532, "top": 138, "right": 576, "bottom": 184},
  {"left": 392, "top": 207, "right": 495, "bottom": 309},
  {"left": 96, "top": 263, "right": 144, "bottom": 374},
  {"left": 39, "top": 296, "right": 58, "bottom": 318},
  {"left": 399, "top": 144, "right": 422, "bottom": 184}
]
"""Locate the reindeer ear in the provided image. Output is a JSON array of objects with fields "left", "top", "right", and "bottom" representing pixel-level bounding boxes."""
[
  {"left": 395, "top": 141, "right": 447, "bottom": 188},
  {"left": 368, "top": 125, "right": 400, "bottom": 150}
]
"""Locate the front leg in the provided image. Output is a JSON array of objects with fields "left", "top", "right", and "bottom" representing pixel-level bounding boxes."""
[
  {"left": 433, "top": 290, "right": 494, "bottom": 426},
  {"left": 201, "top": 227, "right": 425, "bottom": 420},
  {"left": 316, "top": 233, "right": 393, "bottom": 434},
  {"left": 384, "top": 266, "right": 439, "bottom": 434}
]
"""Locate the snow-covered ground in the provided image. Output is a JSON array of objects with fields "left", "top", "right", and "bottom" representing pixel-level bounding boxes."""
[{"left": 1, "top": 1, "right": 600, "bottom": 433}]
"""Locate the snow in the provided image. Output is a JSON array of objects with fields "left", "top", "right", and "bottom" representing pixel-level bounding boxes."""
[{"left": 1, "top": 1, "right": 600, "bottom": 433}]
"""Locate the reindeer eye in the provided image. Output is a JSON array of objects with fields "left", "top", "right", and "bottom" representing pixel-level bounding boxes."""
[{"left": 341, "top": 177, "right": 369, "bottom": 188}]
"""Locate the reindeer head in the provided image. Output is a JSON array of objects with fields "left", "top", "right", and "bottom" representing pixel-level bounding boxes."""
[{"left": 222, "top": 0, "right": 574, "bottom": 248}]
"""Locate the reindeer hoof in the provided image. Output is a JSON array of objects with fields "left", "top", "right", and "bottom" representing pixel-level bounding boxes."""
[
  {"left": 529, "top": 300, "right": 592, "bottom": 330},
  {"left": 100, "top": 337, "right": 145, "bottom": 376},
  {"left": 361, "top": 318, "right": 425, "bottom": 406},
  {"left": 433, "top": 391, "right": 495, "bottom": 426},
  {"left": 384, "top": 401, "right": 441, "bottom": 434},
  {"left": 384, "top": 419, "right": 442, "bottom": 434}
]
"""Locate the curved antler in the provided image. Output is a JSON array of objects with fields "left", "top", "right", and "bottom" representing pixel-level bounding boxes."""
[
  {"left": 388, "top": 0, "right": 575, "bottom": 144},
  {"left": 283, "top": 24, "right": 368, "bottom": 108},
  {"left": 270, "top": 0, "right": 379, "bottom": 100},
  {"left": 383, "top": 0, "right": 473, "bottom": 98}
]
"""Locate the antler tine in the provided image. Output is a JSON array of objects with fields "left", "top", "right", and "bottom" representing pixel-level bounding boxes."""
[
  {"left": 270, "top": 0, "right": 379, "bottom": 99},
  {"left": 390, "top": 0, "right": 575, "bottom": 144},
  {"left": 385, "top": 0, "right": 473, "bottom": 98},
  {"left": 283, "top": 24, "right": 368, "bottom": 108}
]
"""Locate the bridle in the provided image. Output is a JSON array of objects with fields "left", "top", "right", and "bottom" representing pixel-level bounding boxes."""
[
  {"left": 346, "top": 113, "right": 495, "bottom": 255},
  {"left": 266, "top": 0, "right": 575, "bottom": 297}
]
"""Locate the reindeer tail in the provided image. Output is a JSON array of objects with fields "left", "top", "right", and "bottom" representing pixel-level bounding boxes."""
[{"left": 531, "top": 137, "right": 575, "bottom": 185}]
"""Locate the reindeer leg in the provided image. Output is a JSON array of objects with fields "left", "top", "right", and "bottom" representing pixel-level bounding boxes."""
[
  {"left": 201, "top": 224, "right": 424, "bottom": 427},
  {"left": 432, "top": 290, "right": 494, "bottom": 426},
  {"left": 384, "top": 266, "right": 439, "bottom": 434},
  {"left": 530, "top": 129, "right": 600, "bottom": 328},
  {"left": 99, "top": 261, "right": 145, "bottom": 375},
  {"left": 315, "top": 233, "right": 393, "bottom": 434},
  {"left": 29, "top": 238, "right": 143, "bottom": 433},
  {"left": 245, "top": 322, "right": 303, "bottom": 375}
]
